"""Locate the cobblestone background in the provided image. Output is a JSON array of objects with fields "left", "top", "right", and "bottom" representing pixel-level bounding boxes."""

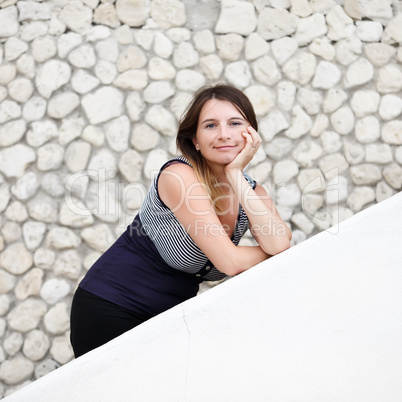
[{"left": 0, "top": 0, "right": 401, "bottom": 396}]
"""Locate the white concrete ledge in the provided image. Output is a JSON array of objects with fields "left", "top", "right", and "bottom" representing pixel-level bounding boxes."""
[{"left": 5, "top": 192, "right": 402, "bottom": 402}]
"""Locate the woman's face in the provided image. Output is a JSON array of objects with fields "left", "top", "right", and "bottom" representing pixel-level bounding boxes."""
[{"left": 194, "top": 99, "right": 249, "bottom": 168}]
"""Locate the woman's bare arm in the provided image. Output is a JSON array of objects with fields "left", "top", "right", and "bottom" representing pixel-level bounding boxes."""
[{"left": 158, "top": 163, "right": 269, "bottom": 276}]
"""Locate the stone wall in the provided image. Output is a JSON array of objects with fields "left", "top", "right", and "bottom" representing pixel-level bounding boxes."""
[{"left": 0, "top": 0, "right": 401, "bottom": 397}]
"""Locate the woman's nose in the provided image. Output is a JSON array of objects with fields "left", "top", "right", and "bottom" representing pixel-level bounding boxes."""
[{"left": 218, "top": 125, "right": 231, "bottom": 140}]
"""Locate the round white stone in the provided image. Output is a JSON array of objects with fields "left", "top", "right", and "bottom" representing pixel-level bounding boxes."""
[
  {"left": 54, "top": 250, "right": 82, "bottom": 279},
  {"left": 330, "top": 107, "right": 355, "bottom": 135},
  {"left": 81, "top": 224, "right": 115, "bottom": 252},
  {"left": 40, "top": 279, "right": 71, "bottom": 305},
  {"left": 0, "top": 65, "right": 16, "bottom": 85},
  {"left": 0, "top": 100, "right": 22, "bottom": 125},
  {"left": 308, "top": 37, "right": 335, "bottom": 61},
  {"left": 283, "top": 53, "right": 316, "bottom": 85},
  {"left": 0, "top": 269, "right": 16, "bottom": 294},
  {"left": 252, "top": 55, "right": 281, "bottom": 86},
  {"left": 378, "top": 95, "right": 402, "bottom": 120},
  {"left": 144, "top": 149, "right": 169, "bottom": 180},
  {"left": 321, "top": 131, "right": 342, "bottom": 154},
  {"left": 350, "top": 90, "right": 380, "bottom": 118},
  {"left": 0, "top": 355, "right": 34, "bottom": 386},
  {"left": 1, "top": 221, "right": 21, "bottom": 244},
  {"left": 323, "top": 89, "right": 347, "bottom": 114},
  {"left": 58, "top": 199, "right": 94, "bottom": 228},
  {"left": 297, "top": 169, "right": 326, "bottom": 194},
  {"left": 21, "top": 221, "right": 45, "bottom": 251},
  {"left": 7, "top": 299, "right": 47, "bottom": 333},
  {"left": 14, "top": 267, "right": 44, "bottom": 300},
  {"left": 44, "top": 303, "right": 70, "bottom": 335},
  {"left": 216, "top": 34, "right": 244, "bottom": 61},
  {"left": 355, "top": 116, "right": 380, "bottom": 144},
  {"left": 347, "top": 186, "right": 375, "bottom": 212},
  {"left": 153, "top": 32, "right": 173, "bottom": 59},
  {"left": 145, "top": 105, "right": 177, "bottom": 137},
  {"left": 82, "top": 125, "right": 105, "bottom": 147},
  {"left": 382, "top": 121, "right": 402, "bottom": 145},
  {"left": 276, "top": 184, "right": 301, "bottom": 207},
  {"left": 31, "top": 37, "right": 57, "bottom": 63},
  {"left": 173, "top": 42, "right": 199, "bottom": 68},
  {"left": 175, "top": 70, "right": 206, "bottom": 92},
  {"left": 116, "top": 0, "right": 149, "bottom": 27},
  {"left": 318, "top": 153, "right": 349, "bottom": 180},
  {"left": 148, "top": 57, "right": 176, "bottom": 80},
  {"left": 37, "top": 144, "right": 65, "bottom": 171},
  {"left": 82, "top": 87, "right": 124, "bottom": 125},
  {"left": 292, "top": 139, "right": 323, "bottom": 168},
  {"left": 22, "top": 96, "right": 47, "bottom": 122},
  {"left": 383, "top": 163, "right": 402, "bottom": 190},
  {"left": 117, "top": 46, "right": 147, "bottom": 72},
  {"left": 199, "top": 54, "right": 224, "bottom": 81},
  {"left": 143, "top": 81, "right": 175, "bottom": 104},
  {"left": 285, "top": 106, "right": 312, "bottom": 139},
  {"left": 349, "top": 164, "right": 382, "bottom": 185},
  {"left": 113, "top": 70, "right": 148, "bottom": 91},
  {"left": 257, "top": 7, "right": 298, "bottom": 40},
  {"left": 104, "top": 116, "right": 130, "bottom": 152},
  {"left": 47, "top": 92, "right": 80, "bottom": 119},
  {"left": 259, "top": 109, "right": 289, "bottom": 141},
  {"left": 224, "top": 61, "right": 252, "bottom": 89},
  {"left": 35, "top": 60, "right": 71, "bottom": 99},
  {"left": 265, "top": 137, "right": 293, "bottom": 161},
  {"left": 50, "top": 333, "right": 74, "bottom": 365},
  {"left": 0, "top": 144, "right": 36, "bottom": 179},
  {"left": 312, "top": 61, "right": 341, "bottom": 89},
  {"left": 5, "top": 37, "right": 28, "bottom": 62},
  {"left": 344, "top": 58, "right": 374, "bottom": 88},
  {"left": 193, "top": 30, "right": 216, "bottom": 54},
  {"left": 326, "top": 5, "right": 355, "bottom": 41},
  {"left": 59, "top": 1, "right": 93, "bottom": 34},
  {"left": 68, "top": 44, "right": 96, "bottom": 68},
  {"left": 11, "top": 172, "right": 39, "bottom": 201},
  {"left": 131, "top": 124, "right": 160, "bottom": 152},
  {"left": 0, "top": 6, "right": 19, "bottom": 38},
  {"left": 376, "top": 64, "right": 402, "bottom": 93},
  {"left": 5, "top": 201, "right": 29, "bottom": 223},
  {"left": 215, "top": 0, "right": 257, "bottom": 35},
  {"left": 150, "top": 0, "right": 186, "bottom": 29},
  {"left": 8, "top": 77, "right": 34, "bottom": 104},
  {"left": 295, "top": 13, "right": 327, "bottom": 46},
  {"left": 46, "top": 226, "right": 81, "bottom": 250},
  {"left": 364, "top": 43, "right": 395, "bottom": 67},
  {"left": 118, "top": 149, "right": 144, "bottom": 183},
  {"left": 71, "top": 69, "right": 100, "bottom": 95},
  {"left": 27, "top": 194, "right": 58, "bottom": 223},
  {"left": 273, "top": 160, "right": 299, "bottom": 184},
  {"left": 365, "top": 144, "right": 393, "bottom": 164},
  {"left": 23, "top": 330, "right": 50, "bottom": 361},
  {"left": 0, "top": 119, "right": 26, "bottom": 147},
  {"left": 64, "top": 140, "right": 91, "bottom": 172}
]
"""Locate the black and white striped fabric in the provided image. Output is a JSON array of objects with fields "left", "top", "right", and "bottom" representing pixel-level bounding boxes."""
[{"left": 139, "top": 156, "right": 256, "bottom": 281}]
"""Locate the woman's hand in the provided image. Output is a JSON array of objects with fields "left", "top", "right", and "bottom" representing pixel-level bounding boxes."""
[{"left": 224, "top": 126, "right": 262, "bottom": 173}]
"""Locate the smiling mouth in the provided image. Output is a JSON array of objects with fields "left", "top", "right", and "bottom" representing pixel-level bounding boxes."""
[{"left": 215, "top": 145, "right": 236, "bottom": 150}]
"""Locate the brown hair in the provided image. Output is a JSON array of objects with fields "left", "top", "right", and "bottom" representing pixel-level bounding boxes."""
[{"left": 177, "top": 84, "right": 258, "bottom": 213}]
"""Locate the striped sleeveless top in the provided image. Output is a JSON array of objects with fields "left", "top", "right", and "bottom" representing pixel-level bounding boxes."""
[{"left": 139, "top": 156, "right": 257, "bottom": 281}]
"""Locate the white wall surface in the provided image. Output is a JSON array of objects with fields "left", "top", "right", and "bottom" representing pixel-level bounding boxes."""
[{"left": 4, "top": 192, "right": 402, "bottom": 402}]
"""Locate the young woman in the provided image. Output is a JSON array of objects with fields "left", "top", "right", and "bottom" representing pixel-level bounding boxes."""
[{"left": 70, "top": 84, "right": 291, "bottom": 357}]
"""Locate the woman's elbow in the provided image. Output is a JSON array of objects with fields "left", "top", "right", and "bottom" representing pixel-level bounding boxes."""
[{"left": 262, "top": 237, "right": 291, "bottom": 256}]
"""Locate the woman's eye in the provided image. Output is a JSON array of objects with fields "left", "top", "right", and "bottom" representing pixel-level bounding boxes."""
[
  {"left": 206, "top": 123, "right": 216, "bottom": 129},
  {"left": 230, "top": 121, "right": 241, "bottom": 126}
]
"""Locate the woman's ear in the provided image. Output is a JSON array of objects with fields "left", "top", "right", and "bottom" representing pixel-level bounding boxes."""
[{"left": 192, "top": 138, "right": 199, "bottom": 151}]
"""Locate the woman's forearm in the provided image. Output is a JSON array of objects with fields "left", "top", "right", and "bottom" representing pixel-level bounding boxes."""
[{"left": 225, "top": 168, "right": 291, "bottom": 255}]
